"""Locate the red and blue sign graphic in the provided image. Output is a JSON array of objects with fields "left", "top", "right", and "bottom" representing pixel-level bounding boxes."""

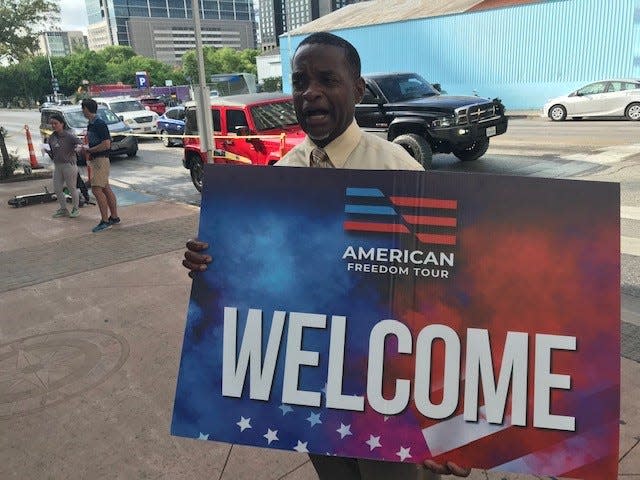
[
  {"left": 172, "top": 166, "right": 620, "bottom": 480},
  {"left": 344, "top": 187, "right": 458, "bottom": 246}
]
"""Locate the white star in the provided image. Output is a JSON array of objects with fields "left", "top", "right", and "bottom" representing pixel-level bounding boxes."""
[
  {"left": 236, "top": 416, "right": 252, "bottom": 432},
  {"left": 306, "top": 412, "right": 322, "bottom": 427},
  {"left": 197, "top": 432, "right": 209, "bottom": 440},
  {"left": 293, "top": 440, "right": 309, "bottom": 453},
  {"left": 336, "top": 423, "right": 352, "bottom": 439},
  {"left": 365, "top": 435, "right": 382, "bottom": 451},
  {"left": 279, "top": 404, "right": 293, "bottom": 415},
  {"left": 263, "top": 429, "right": 279, "bottom": 445},
  {"left": 396, "top": 446, "right": 412, "bottom": 462},
  {"left": 383, "top": 416, "right": 390, "bottom": 422}
]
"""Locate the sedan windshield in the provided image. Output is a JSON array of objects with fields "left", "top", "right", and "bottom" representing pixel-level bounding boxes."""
[
  {"left": 110, "top": 100, "right": 145, "bottom": 113},
  {"left": 250, "top": 101, "right": 298, "bottom": 130},
  {"left": 64, "top": 108, "right": 122, "bottom": 128},
  {"left": 376, "top": 74, "right": 439, "bottom": 102}
]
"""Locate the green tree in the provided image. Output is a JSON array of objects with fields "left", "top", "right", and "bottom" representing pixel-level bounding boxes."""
[
  {"left": 0, "top": 0, "right": 60, "bottom": 61},
  {"left": 60, "top": 50, "right": 109, "bottom": 91}
]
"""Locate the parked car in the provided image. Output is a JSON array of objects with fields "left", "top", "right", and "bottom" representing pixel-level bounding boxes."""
[
  {"left": 543, "top": 79, "right": 640, "bottom": 121},
  {"left": 157, "top": 106, "right": 186, "bottom": 147},
  {"left": 182, "top": 92, "right": 305, "bottom": 191},
  {"left": 355, "top": 72, "right": 508, "bottom": 168},
  {"left": 139, "top": 96, "right": 166, "bottom": 115},
  {"left": 39, "top": 104, "right": 138, "bottom": 162},
  {"left": 93, "top": 96, "right": 158, "bottom": 134}
]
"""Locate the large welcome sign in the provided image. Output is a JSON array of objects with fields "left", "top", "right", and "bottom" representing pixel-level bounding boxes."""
[{"left": 172, "top": 165, "right": 620, "bottom": 479}]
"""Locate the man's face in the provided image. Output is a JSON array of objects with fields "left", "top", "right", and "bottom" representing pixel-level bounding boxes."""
[
  {"left": 291, "top": 43, "right": 364, "bottom": 147},
  {"left": 81, "top": 106, "right": 90, "bottom": 119}
]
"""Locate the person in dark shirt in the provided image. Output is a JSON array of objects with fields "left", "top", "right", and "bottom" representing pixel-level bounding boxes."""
[{"left": 81, "top": 98, "right": 120, "bottom": 233}]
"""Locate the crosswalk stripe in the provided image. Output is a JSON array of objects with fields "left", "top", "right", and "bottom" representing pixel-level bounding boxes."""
[
  {"left": 621, "top": 206, "right": 640, "bottom": 221},
  {"left": 622, "top": 236, "right": 640, "bottom": 256}
]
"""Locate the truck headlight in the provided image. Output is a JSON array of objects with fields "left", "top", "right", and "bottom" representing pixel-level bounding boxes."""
[{"left": 432, "top": 116, "right": 454, "bottom": 127}]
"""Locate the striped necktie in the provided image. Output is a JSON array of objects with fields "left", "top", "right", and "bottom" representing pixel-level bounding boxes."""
[{"left": 310, "top": 147, "right": 334, "bottom": 168}]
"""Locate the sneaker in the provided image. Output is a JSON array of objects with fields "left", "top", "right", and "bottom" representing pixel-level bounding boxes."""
[
  {"left": 52, "top": 208, "right": 68, "bottom": 218},
  {"left": 92, "top": 220, "right": 112, "bottom": 233},
  {"left": 69, "top": 207, "right": 80, "bottom": 218},
  {"left": 108, "top": 216, "right": 121, "bottom": 225}
]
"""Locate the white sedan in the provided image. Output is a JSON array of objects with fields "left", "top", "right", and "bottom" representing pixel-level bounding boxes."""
[{"left": 542, "top": 79, "right": 640, "bottom": 121}]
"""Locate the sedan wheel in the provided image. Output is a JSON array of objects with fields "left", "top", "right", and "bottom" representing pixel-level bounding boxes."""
[
  {"left": 161, "top": 130, "right": 172, "bottom": 147},
  {"left": 625, "top": 102, "right": 640, "bottom": 121},
  {"left": 549, "top": 105, "right": 567, "bottom": 121}
]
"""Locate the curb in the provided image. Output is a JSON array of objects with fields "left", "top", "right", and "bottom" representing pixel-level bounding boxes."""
[{"left": 0, "top": 170, "right": 52, "bottom": 184}]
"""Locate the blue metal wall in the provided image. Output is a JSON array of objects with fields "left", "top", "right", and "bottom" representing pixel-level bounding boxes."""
[{"left": 280, "top": 0, "right": 640, "bottom": 109}]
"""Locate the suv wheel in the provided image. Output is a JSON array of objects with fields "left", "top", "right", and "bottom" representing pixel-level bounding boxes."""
[
  {"left": 392, "top": 134, "right": 432, "bottom": 169},
  {"left": 453, "top": 136, "right": 489, "bottom": 162},
  {"left": 161, "top": 130, "right": 172, "bottom": 147},
  {"left": 190, "top": 159, "right": 204, "bottom": 192},
  {"left": 127, "top": 149, "right": 137, "bottom": 158}
]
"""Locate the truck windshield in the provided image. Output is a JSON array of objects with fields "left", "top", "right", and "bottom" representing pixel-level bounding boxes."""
[
  {"left": 376, "top": 74, "right": 439, "bottom": 102},
  {"left": 250, "top": 101, "right": 298, "bottom": 130}
]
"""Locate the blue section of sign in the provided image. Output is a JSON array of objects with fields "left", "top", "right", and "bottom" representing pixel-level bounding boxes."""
[
  {"left": 346, "top": 187, "right": 384, "bottom": 197},
  {"left": 135, "top": 73, "right": 148, "bottom": 88},
  {"left": 344, "top": 205, "right": 396, "bottom": 215}
]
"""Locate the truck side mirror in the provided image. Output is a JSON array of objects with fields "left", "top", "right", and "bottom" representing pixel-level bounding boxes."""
[
  {"left": 235, "top": 125, "right": 251, "bottom": 136},
  {"left": 432, "top": 83, "right": 442, "bottom": 92}
]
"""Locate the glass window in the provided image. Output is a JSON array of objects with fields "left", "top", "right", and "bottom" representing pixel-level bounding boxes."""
[
  {"left": 226, "top": 109, "right": 248, "bottom": 131},
  {"left": 250, "top": 101, "right": 298, "bottom": 130},
  {"left": 108, "top": 100, "right": 145, "bottom": 113},
  {"left": 577, "top": 82, "right": 606, "bottom": 95}
]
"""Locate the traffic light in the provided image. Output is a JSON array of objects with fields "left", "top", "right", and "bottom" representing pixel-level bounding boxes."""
[{"left": 51, "top": 78, "right": 59, "bottom": 92}]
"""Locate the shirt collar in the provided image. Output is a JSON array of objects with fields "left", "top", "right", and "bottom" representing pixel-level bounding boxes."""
[{"left": 301, "top": 120, "right": 361, "bottom": 168}]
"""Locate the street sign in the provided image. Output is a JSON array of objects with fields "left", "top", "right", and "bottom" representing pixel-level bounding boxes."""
[
  {"left": 135, "top": 71, "right": 149, "bottom": 89},
  {"left": 51, "top": 78, "right": 59, "bottom": 92}
]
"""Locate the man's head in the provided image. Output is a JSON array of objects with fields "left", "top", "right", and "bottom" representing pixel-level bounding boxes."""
[
  {"left": 81, "top": 98, "right": 98, "bottom": 119},
  {"left": 291, "top": 32, "right": 365, "bottom": 147}
]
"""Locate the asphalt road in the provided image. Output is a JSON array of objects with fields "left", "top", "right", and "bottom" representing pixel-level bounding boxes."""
[{"left": 2, "top": 108, "right": 639, "bottom": 294}]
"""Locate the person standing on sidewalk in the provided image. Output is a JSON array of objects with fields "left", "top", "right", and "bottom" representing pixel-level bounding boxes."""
[
  {"left": 45, "top": 113, "right": 82, "bottom": 219},
  {"left": 81, "top": 98, "right": 120, "bottom": 233},
  {"left": 183, "top": 32, "right": 470, "bottom": 480}
]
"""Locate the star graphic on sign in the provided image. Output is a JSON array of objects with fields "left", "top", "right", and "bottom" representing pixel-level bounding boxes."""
[
  {"left": 263, "top": 429, "right": 279, "bottom": 445},
  {"left": 293, "top": 440, "right": 309, "bottom": 453},
  {"left": 336, "top": 423, "right": 352, "bottom": 439},
  {"left": 396, "top": 446, "right": 412, "bottom": 462},
  {"left": 236, "top": 416, "right": 252, "bottom": 432},
  {"left": 279, "top": 404, "right": 293, "bottom": 415},
  {"left": 365, "top": 435, "right": 382, "bottom": 451},
  {"left": 197, "top": 432, "right": 209, "bottom": 440},
  {"left": 383, "top": 416, "right": 390, "bottom": 422},
  {"left": 306, "top": 412, "right": 322, "bottom": 427}
]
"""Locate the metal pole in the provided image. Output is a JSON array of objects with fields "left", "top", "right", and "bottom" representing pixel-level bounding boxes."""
[
  {"left": 191, "top": 0, "right": 214, "bottom": 164},
  {"left": 44, "top": 34, "right": 57, "bottom": 101}
]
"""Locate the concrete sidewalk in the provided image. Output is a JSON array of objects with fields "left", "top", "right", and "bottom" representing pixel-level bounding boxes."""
[{"left": 0, "top": 177, "right": 638, "bottom": 480}]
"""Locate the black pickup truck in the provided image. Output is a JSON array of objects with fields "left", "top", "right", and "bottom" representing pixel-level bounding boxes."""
[{"left": 356, "top": 72, "right": 508, "bottom": 168}]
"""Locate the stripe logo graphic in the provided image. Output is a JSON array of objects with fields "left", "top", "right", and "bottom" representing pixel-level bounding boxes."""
[{"left": 344, "top": 188, "right": 458, "bottom": 246}]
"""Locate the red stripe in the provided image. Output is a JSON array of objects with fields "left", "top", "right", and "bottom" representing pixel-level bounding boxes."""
[
  {"left": 390, "top": 197, "right": 457, "bottom": 209},
  {"left": 403, "top": 215, "right": 457, "bottom": 227},
  {"left": 417, "top": 233, "right": 457, "bottom": 245},
  {"left": 344, "top": 221, "right": 410, "bottom": 234}
]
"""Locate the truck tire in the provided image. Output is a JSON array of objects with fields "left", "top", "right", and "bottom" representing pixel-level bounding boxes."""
[
  {"left": 453, "top": 136, "right": 490, "bottom": 162},
  {"left": 190, "top": 159, "right": 204, "bottom": 192},
  {"left": 392, "top": 134, "right": 432, "bottom": 169}
]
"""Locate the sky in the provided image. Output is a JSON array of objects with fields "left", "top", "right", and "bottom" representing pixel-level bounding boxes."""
[{"left": 59, "top": 0, "right": 89, "bottom": 33}]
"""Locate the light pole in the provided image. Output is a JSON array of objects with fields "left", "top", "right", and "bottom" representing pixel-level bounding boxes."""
[{"left": 43, "top": 33, "right": 58, "bottom": 101}]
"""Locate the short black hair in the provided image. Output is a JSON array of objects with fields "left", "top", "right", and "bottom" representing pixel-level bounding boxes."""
[
  {"left": 48, "top": 112, "right": 68, "bottom": 129},
  {"left": 295, "top": 32, "right": 361, "bottom": 78},
  {"left": 81, "top": 98, "right": 98, "bottom": 114}
]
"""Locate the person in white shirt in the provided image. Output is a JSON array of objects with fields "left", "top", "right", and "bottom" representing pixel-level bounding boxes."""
[{"left": 183, "top": 31, "right": 470, "bottom": 480}]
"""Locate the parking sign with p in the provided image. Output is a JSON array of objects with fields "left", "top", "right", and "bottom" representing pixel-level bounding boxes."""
[{"left": 135, "top": 71, "right": 149, "bottom": 89}]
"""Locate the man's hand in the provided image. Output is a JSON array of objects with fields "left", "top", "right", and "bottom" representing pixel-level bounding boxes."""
[
  {"left": 423, "top": 460, "right": 470, "bottom": 477},
  {"left": 182, "top": 239, "right": 212, "bottom": 278}
]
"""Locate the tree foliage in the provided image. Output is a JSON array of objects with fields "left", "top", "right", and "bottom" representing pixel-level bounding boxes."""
[
  {"left": 0, "top": 0, "right": 60, "bottom": 61},
  {"left": 0, "top": 45, "right": 259, "bottom": 105}
]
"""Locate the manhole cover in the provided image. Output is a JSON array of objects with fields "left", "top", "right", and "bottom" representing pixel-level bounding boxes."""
[{"left": 0, "top": 329, "right": 129, "bottom": 419}]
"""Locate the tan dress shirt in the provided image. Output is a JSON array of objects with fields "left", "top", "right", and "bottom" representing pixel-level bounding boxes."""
[{"left": 276, "top": 120, "right": 424, "bottom": 171}]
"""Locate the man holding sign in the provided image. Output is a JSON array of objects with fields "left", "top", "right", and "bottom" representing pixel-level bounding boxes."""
[{"left": 182, "top": 32, "right": 470, "bottom": 479}]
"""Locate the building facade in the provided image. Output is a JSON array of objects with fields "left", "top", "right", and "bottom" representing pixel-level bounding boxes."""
[
  {"left": 84, "top": 0, "right": 256, "bottom": 63},
  {"left": 37, "top": 31, "right": 88, "bottom": 57},
  {"left": 257, "top": 0, "right": 364, "bottom": 52},
  {"left": 280, "top": 0, "right": 640, "bottom": 109}
]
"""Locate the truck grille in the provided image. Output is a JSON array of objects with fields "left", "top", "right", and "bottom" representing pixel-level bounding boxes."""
[
  {"left": 455, "top": 102, "right": 498, "bottom": 125},
  {"left": 134, "top": 116, "right": 153, "bottom": 124}
]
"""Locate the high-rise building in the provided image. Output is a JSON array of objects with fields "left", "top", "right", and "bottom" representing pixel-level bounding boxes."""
[
  {"left": 257, "top": 0, "right": 365, "bottom": 52},
  {"left": 85, "top": 0, "right": 257, "bottom": 65},
  {"left": 37, "top": 31, "right": 88, "bottom": 57}
]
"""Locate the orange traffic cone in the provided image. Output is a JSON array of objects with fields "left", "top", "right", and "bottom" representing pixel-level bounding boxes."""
[{"left": 24, "top": 125, "right": 43, "bottom": 169}]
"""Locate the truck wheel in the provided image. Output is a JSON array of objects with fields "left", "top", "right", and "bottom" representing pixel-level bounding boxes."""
[
  {"left": 190, "top": 160, "right": 204, "bottom": 192},
  {"left": 127, "top": 149, "right": 138, "bottom": 157},
  {"left": 453, "top": 136, "right": 489, "bottom": 162},
  {"left": 392, "top": 134, "right": 432, "bottom": 169}
]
